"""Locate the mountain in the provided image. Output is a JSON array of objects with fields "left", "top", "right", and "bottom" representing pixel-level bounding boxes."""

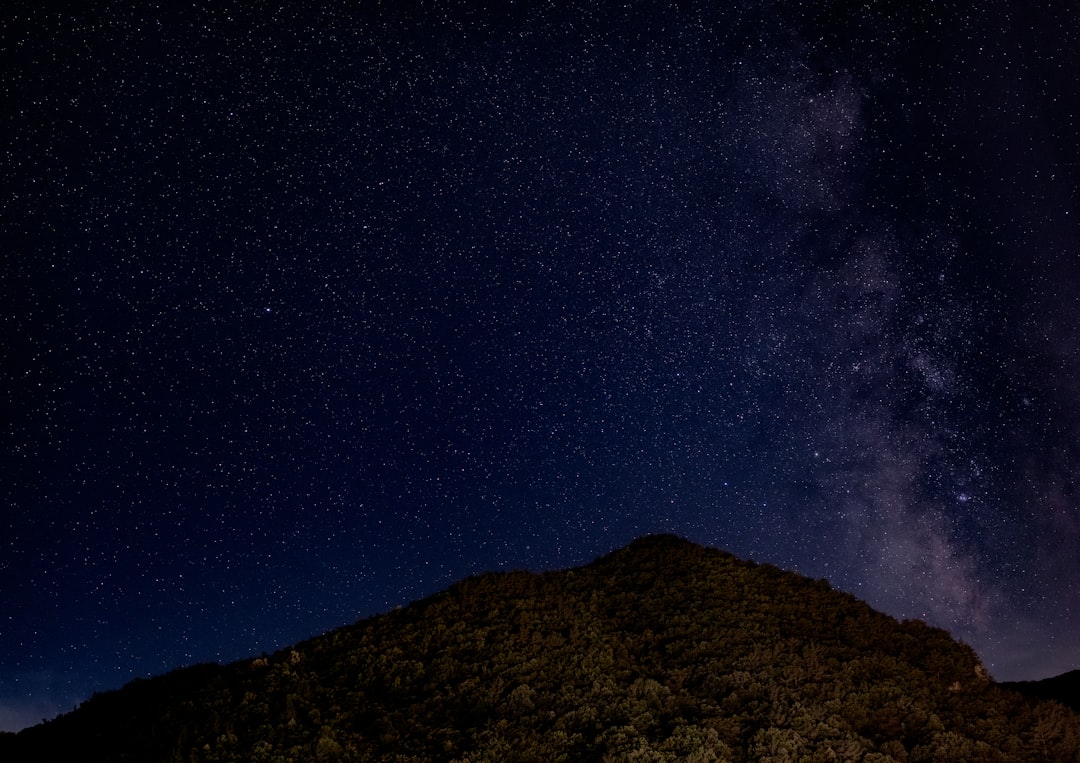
[
  {"left": 1002, "top": 669, "right": 1080, "bottom": 714},
  {"left": 2, "top": 534, "right": 1078, "bottom": 761}
]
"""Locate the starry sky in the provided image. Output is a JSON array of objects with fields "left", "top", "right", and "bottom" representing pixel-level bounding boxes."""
[{"left": 3, "top": 0, "right": 1080, "bottom": 732}]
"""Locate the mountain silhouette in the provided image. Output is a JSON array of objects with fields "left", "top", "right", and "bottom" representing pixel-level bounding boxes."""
[
  {"left": 2, "top": 534, "right": 1078, "bottom": 761},
  {"left": 1002, "top": 669, "right": 1080, "bottom": 714}
]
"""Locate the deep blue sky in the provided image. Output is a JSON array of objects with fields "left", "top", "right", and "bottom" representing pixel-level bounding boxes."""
[{"left": 4, "top": 0, "right": 1080, "bottom": 731}]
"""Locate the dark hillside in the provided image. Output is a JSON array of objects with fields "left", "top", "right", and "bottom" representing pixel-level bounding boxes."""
[
  {"left": 1002, "top": 669, "right": 1080, "bottom": 713},
  {"left": 2, "top": 534, "right": 1078, "bottom": 761}
]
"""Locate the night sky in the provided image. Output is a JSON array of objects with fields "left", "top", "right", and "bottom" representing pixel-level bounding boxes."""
[{"left": 3, "top": 1, "right": 1080, "bottom": 731}]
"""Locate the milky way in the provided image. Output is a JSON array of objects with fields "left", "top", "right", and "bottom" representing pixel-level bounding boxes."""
[{"left": 3, "top": 1, "right": 1079, "bottom": 731}]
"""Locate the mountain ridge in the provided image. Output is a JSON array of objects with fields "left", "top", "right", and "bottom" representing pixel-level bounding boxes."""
[
  {"left": 1001, "top": 669, "right": 1080, "bottom": 714},
  {"left": 2, "top": 534, "right": 1078, "bottom": 761}
]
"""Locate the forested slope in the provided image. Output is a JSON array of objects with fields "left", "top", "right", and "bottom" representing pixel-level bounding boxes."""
[{"left": 3, "top": 534, "right": 1078, "bottom": 761}]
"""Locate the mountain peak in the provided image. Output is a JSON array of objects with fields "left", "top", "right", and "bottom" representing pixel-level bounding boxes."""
[
  {"left": 625, "top": 532, "right": 699, "bottom": 550},
  {"left": 3, "top": 536, "right": 1078, "bottom": 761}
]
